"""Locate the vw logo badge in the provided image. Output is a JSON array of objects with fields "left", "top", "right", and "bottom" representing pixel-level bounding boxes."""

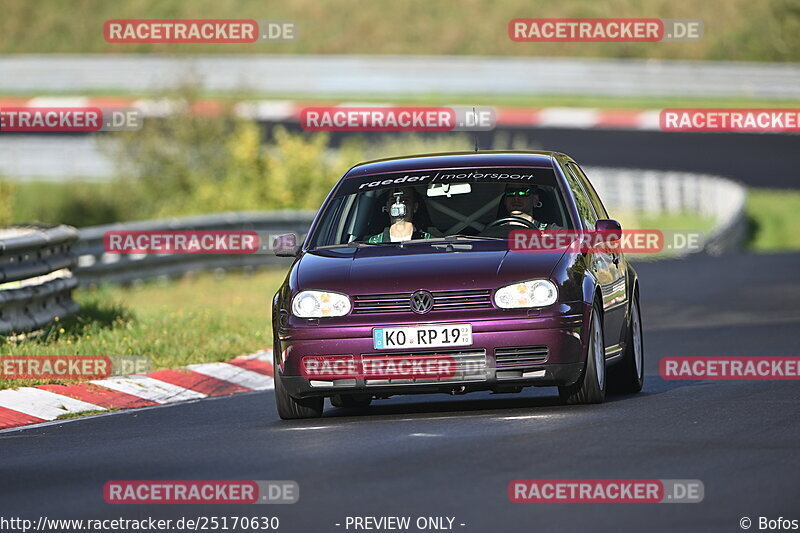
[{"left": 410, "top": 290, "right": 434, "bottom": 314}]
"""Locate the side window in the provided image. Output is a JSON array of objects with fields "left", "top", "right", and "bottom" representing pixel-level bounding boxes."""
[
  {"left": 563, "top": 163, "right": 598, "bottom": 229},
  {"left": 569, "top": 163, "right": 609, "bottom": 219}
]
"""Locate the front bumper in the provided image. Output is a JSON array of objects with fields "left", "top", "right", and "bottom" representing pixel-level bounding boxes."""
[{"left": 276, "top": 310, "right": 588, "bottom": 399}]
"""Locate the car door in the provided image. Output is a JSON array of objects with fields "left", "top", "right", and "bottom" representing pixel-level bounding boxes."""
[
  {"left": 562, "top": 162, "right": 627, "bottom": 353},
  {"left": 567, "top": 162, "right": 628, "bottom": 350}
]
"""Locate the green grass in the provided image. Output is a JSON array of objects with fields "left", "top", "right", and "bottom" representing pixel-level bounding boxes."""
[
  {"left": 57, "top": 409, "right": 111, "bottom": 420},
  {"left": 747, "top": 188, "right": 800, "bottom": 251},
  {"left": 620, "top": 189, "right": 800, "bottom": 254},
  {"left": 1, "top": 0, "right": 798, "bottom": 61},
  {"left": 614, "top": 211, "right": 716, "bottom": 232},
  {"left": 0, "top": 268, "right": 287, "bottom": 390},
  {"left": 11, "top": 182, "right": 79, "bottom": 225},
  {"left": 613, "top": 210, "right": 717, "bottom": 259},
  {"left": 10, "top": 181, "right": 133, "bottom": 226}
]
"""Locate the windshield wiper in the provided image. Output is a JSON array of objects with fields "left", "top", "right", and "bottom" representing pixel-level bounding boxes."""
[
  {"left": 434, "top": 234, "right": 505, "bottom": 242},
  {"left": 316, "top": 236, "right": 502, "bottom": 250},
  {"left": 344, "top": 241, "right": 383, "bottom": 247},
  {"left": 312, "top": 241, "right": 382, "bottom": 250}
]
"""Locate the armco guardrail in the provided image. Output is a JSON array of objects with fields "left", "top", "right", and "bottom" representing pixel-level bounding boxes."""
[
  {"left": 2, "top": 55, "right": 799, "bottom": 98},
  {"left": 74, "top": 210, "right": 315, "bottom": 286},
  {"left": 72, "top": 168, "right": 747, "bottom": 288},
  {"left": 0, "top": 225, "right": 80, "bottom": 335}
]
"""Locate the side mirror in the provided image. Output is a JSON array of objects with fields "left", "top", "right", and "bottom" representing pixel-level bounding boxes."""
[
  {"left": 273, "top": 233, "right": 298, "bottom": 257},
  {"left": 595, "top": 219, "right": 622, "bottom": 242}
]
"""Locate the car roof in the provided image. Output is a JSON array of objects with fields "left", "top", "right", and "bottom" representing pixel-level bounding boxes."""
[{"left": 343, "top": 151, "right": 561, "bottom": 177}]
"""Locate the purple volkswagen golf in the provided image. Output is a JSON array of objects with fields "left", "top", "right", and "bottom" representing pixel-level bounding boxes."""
[{"left": 271, "top": 152, "right": 644, "bottom": 419}]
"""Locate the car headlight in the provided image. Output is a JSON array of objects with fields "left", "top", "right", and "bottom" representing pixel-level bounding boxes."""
[
  {"left": 494, "top": 280, "right": 558, "bottom": 309},
  {"left": 291, "top": 290, "right": 352, "bottom": 318}
]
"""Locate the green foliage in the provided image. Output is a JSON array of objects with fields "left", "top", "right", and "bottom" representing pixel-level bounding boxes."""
[
  {"left": 709, "top": 0, "right": 800, "bottom": 62},
  {"left": 1, "top": 0, "right": 798, "bottom": 61},
  {"left": 10, "top": 181, "right": 137, "bottom": 227},
  {"left": 6, "top": 106, "right": 485, "bottom": 227},
  {"left": 96, "top": 89, "right": 500, "bottom": 220},
  {"left": 747, "top": 188, "right": 800, "bottom": 251},
  {"left": 0, "top": 179, "right": 16, "bottom": 227},
  {"left": 103, "top": 98, "right": 352, "bottom": 216}
]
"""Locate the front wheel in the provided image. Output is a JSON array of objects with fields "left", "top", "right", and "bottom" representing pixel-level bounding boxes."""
[
  {"left": 274, "top": 367, "right": 324, "bottom": 420},
  {"left": 608, "top": 293, "right": 644, "bottom": 394},
  {"left": 558, "top": 301, "right": 606, "bottom": 404}
]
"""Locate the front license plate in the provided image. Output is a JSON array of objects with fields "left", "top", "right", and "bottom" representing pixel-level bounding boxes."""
[{"left": 373, "top": 324, "right": 473, "bottom": 350}]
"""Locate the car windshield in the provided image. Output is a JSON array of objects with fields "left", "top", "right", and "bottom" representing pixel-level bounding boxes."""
[{"left": 309, "top": 167, "right": 574, "bottom": 248}]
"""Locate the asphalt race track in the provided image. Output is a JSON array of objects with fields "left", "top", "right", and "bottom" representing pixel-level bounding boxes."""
[
  {"left": 496, "top": 127, "right": 800, "bottom": 189},
  {"left": 1, "top": 251, "right": 799, "bottom": 532}
]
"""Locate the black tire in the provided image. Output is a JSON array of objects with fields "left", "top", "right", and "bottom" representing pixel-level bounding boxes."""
[
  {"left": 274, "top": 367, "right": 324, "bottom": 420},
  {"left": 330, "top": 394, "right": 373, "bottom": 409},
  {"left": 558, "top": 301, "right": 606, "bottom": 404},
  {"left": 608, "top": 292, "right": 644, "bottom": 394}
]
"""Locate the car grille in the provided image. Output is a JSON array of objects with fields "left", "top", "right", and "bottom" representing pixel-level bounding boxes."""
[
  {"left": 495, "top": 346, "right": 549, "bottom": 368},
  {"left": 352, "top": 289, "right": 493, "bottom": 314},
  {"left": 362, "top": 348, "right": 487, "bottom": 386}
]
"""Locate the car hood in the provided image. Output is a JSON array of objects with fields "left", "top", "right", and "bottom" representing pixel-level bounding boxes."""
[{"left": 296, "top": 241, "right": 569, "bottom": 294}]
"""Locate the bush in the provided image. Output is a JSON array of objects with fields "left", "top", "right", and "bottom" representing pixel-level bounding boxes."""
[
  {"left": 102, "top": 87, "right": 357, "bottom": 217},
  {"left": 102, "top": 88, "right": 492, "bottom": 218},
  {"left": 9, "top": 181, "right": 141, "bottom": 227},
  {"left": 0, "top": 179, "right": 16, "bottom": 227}
]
